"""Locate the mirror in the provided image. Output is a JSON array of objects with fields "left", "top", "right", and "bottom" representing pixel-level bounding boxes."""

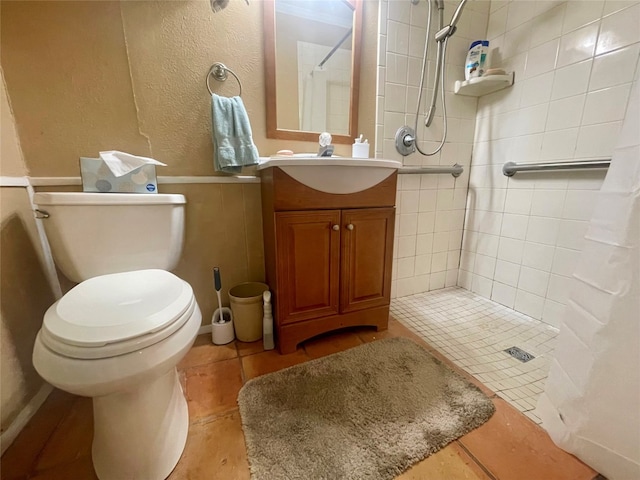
[{"left": 264, "top": 0, "right": 362, "bottom": 145}]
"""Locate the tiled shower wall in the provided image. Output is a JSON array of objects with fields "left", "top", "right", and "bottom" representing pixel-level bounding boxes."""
[
  {"left": 376, "top": 0, "right": 490, "bottom": 298},
  {"left": 459, "top": 0, "right": 640, "bottom": 326}
]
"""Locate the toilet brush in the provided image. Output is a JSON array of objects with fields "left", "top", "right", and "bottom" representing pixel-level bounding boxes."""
[{"left": 211, "top": 267, "right": 234, "bottom": 345}]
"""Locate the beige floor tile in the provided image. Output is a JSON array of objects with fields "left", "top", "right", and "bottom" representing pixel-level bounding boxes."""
[
  {"left": 29, "top": 455, "right": 97, "bottom": 480},
  {"left": 460, "top": 398, "right": 597, "bottom": 480},
  {"left": 397, "top": 442, "right": 492, "bottom": 480},
  {"left": 303, "top": 329, "right": 363, "bottom": 359},
  {"left": 356, "top": 326, "right": 395, "bottom": 343},
  {"left": 240, "top": 348, "right": 310, "bottom": 381},
  {"left": 178, "top": 334, "right": 238, "bottom": 370},
  {"left": 34, "top": 396, "right": 93, "bottom": 472},
  {"left": 235, "top": 339, "right": 265, "bottom": 357},
  {"left": 0, "top": 389, "right": 76, "bottom": 479},
  {"left": 185, "top": 358, "right": 244, "bottom": 420},
  {"left": 169, "top": 411, "right": 250, "bottom": 480}
]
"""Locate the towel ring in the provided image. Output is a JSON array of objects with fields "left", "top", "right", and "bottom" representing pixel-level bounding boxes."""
[{"left": 206, "top": 62, "right": 242, "bottom": 97}]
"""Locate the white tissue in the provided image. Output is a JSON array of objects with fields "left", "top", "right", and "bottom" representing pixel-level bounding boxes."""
[{"left": 99, "top": 150, "right": 167, "bottom": 177}]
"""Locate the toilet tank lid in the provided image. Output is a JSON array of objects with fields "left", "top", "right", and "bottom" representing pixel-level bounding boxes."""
[{"left": 33, "top": 192, "right": 186, "bottom": 206}]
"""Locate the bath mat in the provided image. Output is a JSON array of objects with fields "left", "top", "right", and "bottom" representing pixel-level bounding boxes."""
[{"left": 238, "top": 337, "right": 495, "bottom": 480}]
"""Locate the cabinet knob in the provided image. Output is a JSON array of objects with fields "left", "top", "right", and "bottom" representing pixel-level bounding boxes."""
[
  {"left": 332, "top": 224, "right": 340, "bottom": 231},
  {"left": 346, "top": 224, "right": 354, "bottom": 231}
]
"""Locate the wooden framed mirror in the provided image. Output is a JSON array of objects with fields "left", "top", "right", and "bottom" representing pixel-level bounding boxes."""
[{"left": 263, "top": 0, "right": 363, "bottom": 145}]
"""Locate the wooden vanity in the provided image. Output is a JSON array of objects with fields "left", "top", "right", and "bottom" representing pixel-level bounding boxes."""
[{"left": 260, "top": 166, "right": 397, "bottom": 354}]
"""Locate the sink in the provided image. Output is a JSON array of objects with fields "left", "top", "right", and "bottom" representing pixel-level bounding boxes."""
[{"left": 256, "top": 157, "right": 402, "bottom": 194}]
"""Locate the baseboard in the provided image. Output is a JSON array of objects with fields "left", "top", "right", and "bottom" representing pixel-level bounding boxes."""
[
  {"left": 0, "top": 383, "right": 54, "bottom": 455},
  {"left": 198, "top": 323, "right": 212, "bottom": 336}
]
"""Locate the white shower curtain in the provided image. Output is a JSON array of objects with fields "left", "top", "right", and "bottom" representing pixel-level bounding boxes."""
[
  {"left": 536, "top": 81, "right": 640, "bottom": 479},
  {"left": 300, "top": 68, "right": 327, "bottom": 133}
]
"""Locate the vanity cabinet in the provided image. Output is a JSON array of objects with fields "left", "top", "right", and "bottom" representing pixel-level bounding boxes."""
[{"left": 261, "top": 167, "right": 397, "bottom": 354}]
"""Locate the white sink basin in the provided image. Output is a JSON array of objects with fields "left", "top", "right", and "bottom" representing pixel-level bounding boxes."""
[{"left": 257, "top": 157, "right": 402, "bottom": 194}]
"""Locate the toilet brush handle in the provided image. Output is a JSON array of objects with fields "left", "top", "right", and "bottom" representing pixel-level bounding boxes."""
[{"left": 213, "top": 267, "right": 222, "bottom": 292}]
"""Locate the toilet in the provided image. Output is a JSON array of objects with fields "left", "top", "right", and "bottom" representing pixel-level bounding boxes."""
[{"left": 31, "top": 192, "right": 202, "bottom": 480}]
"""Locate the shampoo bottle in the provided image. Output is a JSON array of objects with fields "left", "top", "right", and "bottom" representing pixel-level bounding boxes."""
[{"left": 465, "top": 40, "right": 489, "bottom": 80}]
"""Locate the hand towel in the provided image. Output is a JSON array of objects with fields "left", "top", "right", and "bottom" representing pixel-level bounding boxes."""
[{"left": 211, "top": 94, "right": 259, "bottom": 173}]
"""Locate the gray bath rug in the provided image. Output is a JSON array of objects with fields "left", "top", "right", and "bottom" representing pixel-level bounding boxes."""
[{"left": 238, "top": 337, "right": 495, "bottom": 480}]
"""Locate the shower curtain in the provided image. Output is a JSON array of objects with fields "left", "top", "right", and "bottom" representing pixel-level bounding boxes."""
[
  {"left": 536, "top": 81, "right": 640, "bottom": 479},
  {"left": 300, "top": 68, "right": 327, "bottom": 133}
]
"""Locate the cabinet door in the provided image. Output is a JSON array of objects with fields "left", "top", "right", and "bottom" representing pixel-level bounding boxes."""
[
  {"left": 340, "top": 207, "right": 395, "bottom": 313},
  {"left": 275, "top": 210, "right": 341, "bottom": 325}
]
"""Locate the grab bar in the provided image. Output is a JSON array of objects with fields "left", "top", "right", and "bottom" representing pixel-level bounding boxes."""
[
  {"left": 398, "top": 164, "right": 463, "bottom": 177},
  {"left": 503, "top": 159, "right": 611, "bottom": 177}
]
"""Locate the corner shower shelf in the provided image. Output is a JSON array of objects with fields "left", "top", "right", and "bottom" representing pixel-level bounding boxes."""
[{"left": 454, "top": 72, "right": 514, "bottom": 97}]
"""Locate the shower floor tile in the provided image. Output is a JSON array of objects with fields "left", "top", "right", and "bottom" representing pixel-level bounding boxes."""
[{"left": 391, "top": 287, "right": 559, "bottom": 423}]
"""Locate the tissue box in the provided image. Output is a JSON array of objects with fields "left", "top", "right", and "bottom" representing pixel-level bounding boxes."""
[{"left": 80, "top": 157, "right": 158, "bottom": 193}]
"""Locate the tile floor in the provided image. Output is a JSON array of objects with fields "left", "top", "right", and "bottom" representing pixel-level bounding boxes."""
[
  {"left": 391, "top": 287, "right": 559, "bottom": 424},
  {"left": 1, "top": 318, "right": 598, "bottom": 480}
]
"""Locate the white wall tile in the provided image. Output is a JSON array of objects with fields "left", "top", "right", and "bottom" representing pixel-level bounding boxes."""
[
  {"left": 542, "top": 298, "right": 566, "bottom": 327},
  {"left": 562, "top": 0, "right": 604, "bottom": 34},
  {"left": 430, "top": 271, "right": 446, "bottom": 290},
  {"left": 497, "top": 237, "right": 525, "bottom": 263},
  {"left": 582, "top": 84, "right": 632, "bottom": 125},
  {"left": 475, "top": 253, "right": 497, "bottom": 278},
  {"left": 431, "top": 252, "right": 448, "bottom": 272},
  {"left": 562, "top": 189, "right": 599, "bottom": 220},
  {"left": 546, "top": 94, "right": 585, "bottom": 131},
  {"left": 522, "top": 241, "right": 556, "bottom": 271},
  {"left": 551, "top": 59, "right": 593, "bottom": 100},
  {"left": 524, "top": 40, "right": 560, "bottom": 79},
  {"left": 596, "top": 3, "right": 640, "bottom": 55},
  {"left": 557, "top": 23, "right": 599, "bottom": 67},
  {"left": 415, "top": 254, "right": 432, "bottom": 275},
  {"left": 515, "top": 290, "right": 545, "bottom": 319},
  {"left": 501, "top": 213, "right": 530, "bottom": 239},
  {"left": 472, "top": 274, "right": 494, "bottom": 297},
  {"left": 520, "top": 72, "right": 555, "bottom": 107},
  {"left": 397, "top": 257, "right": 415, "bottom": 278},
  {"left": 540, "top": 128, "right": 579, "bottom": 160},
  {"left": 590, "top": 44, "right": 640, "bottom": 91},
  {"left": 557, "top": 219, "right": 589, "bottom": 250},
  {"left": 492, "top": 282, "right": 517, "bottom": 307},
  {"left": 398, "top": 235, "right": 417, "bottom": 258},
  {"left": 416, "top": 233, "right": 434, "bottom": 255},
  {"left": 574, "top": 121, "right": 623, "bottom": 158},
  {"left": 518, "top": 266, "right": 550, "bottom": 296},
  {"left": 530, "top": 3, "right": 566, "bottom": 47},
  {"left": 495, "top": 259, "right": 521, "bottom": 286},
  {"left": 531, "top": 189, "right": 566, "bottom": 217},
  {"left": 547, "top": 274, "right": 573, "bottom": 303},
  {"left": 526, "top": 216, "right": 560, "bottom": 245}
]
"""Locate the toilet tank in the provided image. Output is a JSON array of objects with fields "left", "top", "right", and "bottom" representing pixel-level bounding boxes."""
[{"left": 33, "top": 192, "right": 186, "bottom": 283}]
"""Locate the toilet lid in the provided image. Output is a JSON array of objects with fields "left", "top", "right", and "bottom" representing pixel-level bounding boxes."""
[{"left": 42, "top": 270, "right": 194, "bottom": 357}]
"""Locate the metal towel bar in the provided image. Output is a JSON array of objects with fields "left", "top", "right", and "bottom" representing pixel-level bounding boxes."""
[
  {"left": 398, "top": 164, "right": 463, "bottom": 177},
  {"left": 503, "top": 159, "right": 611, "bottom": 177},
  {"left": 206, "top": 62, "right": 242, "bottom": 96}
]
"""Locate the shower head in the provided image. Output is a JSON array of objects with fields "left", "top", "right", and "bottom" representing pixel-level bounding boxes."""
[
  {"left": 434, "top": 0, "right": 469, "bottom": 42},
  {"left": 210, "top": 0, "right": 250, "bottom": 13},
  {"left": 210, "top": 0, "right": 229, "bottom": 13}
]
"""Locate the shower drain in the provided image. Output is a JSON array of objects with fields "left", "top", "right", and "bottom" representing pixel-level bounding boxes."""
[{"left": 504, "top": 346, "right": 535, "bottom": 363}]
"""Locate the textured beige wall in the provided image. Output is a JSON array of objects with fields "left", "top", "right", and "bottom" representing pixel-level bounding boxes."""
[
  {"left": 1, "top": 1, "right": 378, "bottom": 175},
  {"left": 1, "top": 70, "right": 52, "bottom": 433},
  {"left": 1, "top": 76, "right": 27, "bottom": 177},
  {"left": 1, "top": 188, "right": 55, "bottom": 433},
  {"left": 0, "top": 0, "right": 378, "bottom": 328}
]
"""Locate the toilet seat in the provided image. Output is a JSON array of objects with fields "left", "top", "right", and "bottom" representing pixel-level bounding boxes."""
[{"left": 41, "top": 269, "right": 196, "bottom": 359}]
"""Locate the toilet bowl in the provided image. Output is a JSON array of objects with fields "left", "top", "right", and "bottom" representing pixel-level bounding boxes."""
[
  {"left": 33, "top": 269, "right": 201, "bottom": 480},
  {"left": 31, "top": 192, "right": 201, "bottom": 479}
]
